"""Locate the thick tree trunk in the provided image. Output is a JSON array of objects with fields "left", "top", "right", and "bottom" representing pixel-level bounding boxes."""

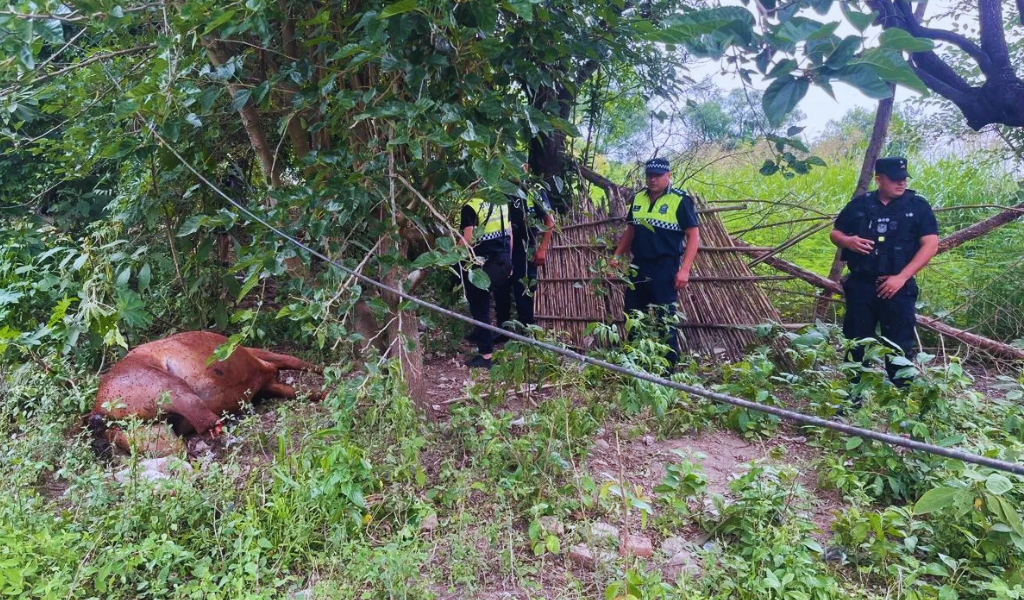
[
  {"left": 814, "top": 89, "right": 895, "bottom": 319},
  {"left": 867, "top": 0, "right": 1024, "bottom": 129}
]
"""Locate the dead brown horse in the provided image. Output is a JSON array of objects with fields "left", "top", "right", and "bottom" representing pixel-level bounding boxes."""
[{"left": 88, "top": 331, "right": 318, "bottom": 455}]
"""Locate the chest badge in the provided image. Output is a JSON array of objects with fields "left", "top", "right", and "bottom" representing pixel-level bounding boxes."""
[{"left": 658, "top": 204, "right": 669, "bottom": 214}]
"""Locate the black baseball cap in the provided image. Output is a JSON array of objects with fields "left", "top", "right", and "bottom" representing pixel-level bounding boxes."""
[{"left": 875, "top": 157, "right": 910, "bottom": 180}]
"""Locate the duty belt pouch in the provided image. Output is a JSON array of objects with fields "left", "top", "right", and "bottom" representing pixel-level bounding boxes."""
[
  {"left": 483, "top": 251, "right": 512, "bottom": 286},
  {"left": 846, "top": 196, "right": 882, "bottom": 273}
]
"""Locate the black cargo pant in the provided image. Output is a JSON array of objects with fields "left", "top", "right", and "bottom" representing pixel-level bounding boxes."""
[
  {"left": 842, "top": 272, "right": 919, "bottom": 386},
  {"left": 495, "top": 243, "right": 538, "bottom": 329},
  {"left": 624, "top": 256, "right": 682, "bottom": 365},
  {"left": 462, "top": 251, "right": 512, "bottom": 355}
]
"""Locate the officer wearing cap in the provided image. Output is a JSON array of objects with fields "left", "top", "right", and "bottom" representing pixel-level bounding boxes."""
[
  {"left": 830, "top": 157, "right": 939, "bottom": 388},
  {"left": 613, "top": 157, "right": 700, "bottom": 364}
]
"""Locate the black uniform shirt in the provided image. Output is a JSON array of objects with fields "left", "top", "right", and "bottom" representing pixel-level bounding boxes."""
[
  {"left": 834, "top": 189, "right": 938, "bottom": 275},
  {"left": 509, "top": 190, "right": 551, "bottom": 254}
]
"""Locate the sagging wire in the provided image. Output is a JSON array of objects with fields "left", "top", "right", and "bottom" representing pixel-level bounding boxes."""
[{"left": 149, "top": 124, "right": 1024, "bottom": 477}]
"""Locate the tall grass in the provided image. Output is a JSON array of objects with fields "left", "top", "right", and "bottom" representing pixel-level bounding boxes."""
[{"left": 670, "top": 149, "right": 1023, "bottom": 340}]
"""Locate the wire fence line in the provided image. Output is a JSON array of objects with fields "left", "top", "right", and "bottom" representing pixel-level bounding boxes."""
[{"left": 152, "top": 128, "right": 1024, "bottom": 477}]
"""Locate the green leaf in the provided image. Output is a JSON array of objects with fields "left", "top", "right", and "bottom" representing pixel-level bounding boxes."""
[
  {"left": 914, "top": 486, "right": 960, "bottom": 515},
  {"left": 825, "top": 35, "right": 863, "bottom": 67},
  {"left": 203, "top": 9, "right": 238, "bottom": 34},
  {"left": 230, "top": 88, "right": 252, "bottom": 112},
  {"left": 115, "top": 267, "right": 131, "bottom": 288},
  {"left": 840, "top": 4, "right": 876, "bottom": 32},
  {"left": 467, "top": 268, "right": 490, "bottom": 290},
  {"left": 833, "top": 64, "right": 893, "bottom": 99},
  {"left": 774, "top": 16, "right": 825, "bottom": 45},
  {"left": 986, "top": 473, "right": 1014, "bottom": 496},
  {"left": 997, "top": 497, "right": 1024, "bottom": 537},
  {"left": 855, "top": 49, "right": 931, "bottom": 95},
  {"left": 17, "top": 45, "right": 35, "bottom": 70},
  {"left": 177, "top": 215, "right": 205, "bottom": 236},
  {"left": 0, "top": 290, "right": 24, "bottom": 306},
  {"left": 138, "top": 263, "right": 152, "bottom": 291},
  {"left": 649, "top": 7, "right": 755, "bottom": 45},
  {"left": 761, "top": 76, "right": 809, "bottom": 127},
  {"left": 501, "top": 1, "right": 533, "bottom": 21},
  {"left": 545, "top": 535, "right": 560, "bottom": 554},
  {"left": 803, "top": 539, "right": 824, "bottom": 553},
  {"left": 879, "top": 28, "right": 935, "bottom": 53},
  {"left": 846, "top": 437, "right": 863, "bottom": 450},
  {"left": 767, "top": 59, "right": 799, "bottom": 79},
  {"left": 380, "top": 0, "right": 419, "bottom": 19}
]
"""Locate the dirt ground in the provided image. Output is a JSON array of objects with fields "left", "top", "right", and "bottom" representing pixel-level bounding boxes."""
[{"left": 79, "top": 345, "right": 845, "bottom": 599}]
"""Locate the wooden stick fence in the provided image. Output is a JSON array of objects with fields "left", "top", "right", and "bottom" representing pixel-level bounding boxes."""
[{"left": 535, "top": 194, "right": 789, "bottom": 361}]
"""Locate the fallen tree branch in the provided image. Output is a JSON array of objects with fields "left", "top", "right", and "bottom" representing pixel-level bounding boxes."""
[
  {"left": 732, "top": 238, "right": 1024, "bottom": 361},
  {"left": 938, "top": 198, "right": 1024, "bottom": 253}
]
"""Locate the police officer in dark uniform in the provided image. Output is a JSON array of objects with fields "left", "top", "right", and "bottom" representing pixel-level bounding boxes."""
[
  {"left": 494, "top": 173, "right": 555, "bottom": 340},
  {"left": 613, "top": 157, "right": 701, "bottom": 364},
  {"left": 460, "top": 195, "right": 513, "bottom": 369},
  {"left": 830, "top": 157, "right": 939, "bottom": 386}
]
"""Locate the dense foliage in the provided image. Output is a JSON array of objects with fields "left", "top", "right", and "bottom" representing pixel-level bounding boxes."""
[{"left": 4, "top": 2, "right": 1024, "bottom": 599}]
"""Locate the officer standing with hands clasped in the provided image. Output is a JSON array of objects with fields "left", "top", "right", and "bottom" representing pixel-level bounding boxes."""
[
  {"left": 830, "top": 157, "right": 939, "bottom": 391},
  {"left": 613, "top": 157, "right": 700, "bottom": 365}
]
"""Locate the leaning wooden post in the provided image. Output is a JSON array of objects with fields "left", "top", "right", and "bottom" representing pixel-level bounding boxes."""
[{"left": 812, "top": 84, "right": 896, "bottom": 319}]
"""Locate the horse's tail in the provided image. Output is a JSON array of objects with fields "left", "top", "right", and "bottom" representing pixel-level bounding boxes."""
[{"left": 86, "top": 412, "right": 114, "bottom": 458}]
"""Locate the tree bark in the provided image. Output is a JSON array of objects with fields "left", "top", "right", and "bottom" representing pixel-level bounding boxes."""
[
  {"left": 867, "top": 0, "right": 1024, "bottom": 129},
  {"left": 916, "top": 315, "right": 1024, "bottom": 361},
  {"left": 202, "top": 39, "right": 282, "bottom": 189},
  {"left": 937, "top": 200, "right": 1024, "bottom": 254},
  {"left": 575, "top": 161, "right": 634, "bottom": 218},
  {"left": 380, "top": 239, "right": 427, "bottom": 410}
]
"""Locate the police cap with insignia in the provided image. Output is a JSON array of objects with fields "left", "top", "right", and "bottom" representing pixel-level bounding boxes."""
[
  {"left": 875, "top": 156, "right": 910, "bottom": 180},
  {"left": 644, "top": 157, "right": 670, "bottom": 175}
]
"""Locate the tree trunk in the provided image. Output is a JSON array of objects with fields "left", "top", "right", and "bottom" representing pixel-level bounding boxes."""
[
  {"left": 917, "top": 315, "right": 1024, "bottom": 361},
  {"left": 813, "top": 87, "right": 895, "bottom": 319},
  {"left": 202, "top": 39, "right": 282, "bottom": 190},
  {"left": 576, "top": 162, "right": 634, "bottom": 218},
  {"left": 380, "top": 236, "right": 427, "bottom": 410}
]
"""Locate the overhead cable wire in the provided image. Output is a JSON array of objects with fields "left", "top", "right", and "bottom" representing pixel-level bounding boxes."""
[{"left": 150, "top": 128, "right": 1024, "bottom": 477}]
